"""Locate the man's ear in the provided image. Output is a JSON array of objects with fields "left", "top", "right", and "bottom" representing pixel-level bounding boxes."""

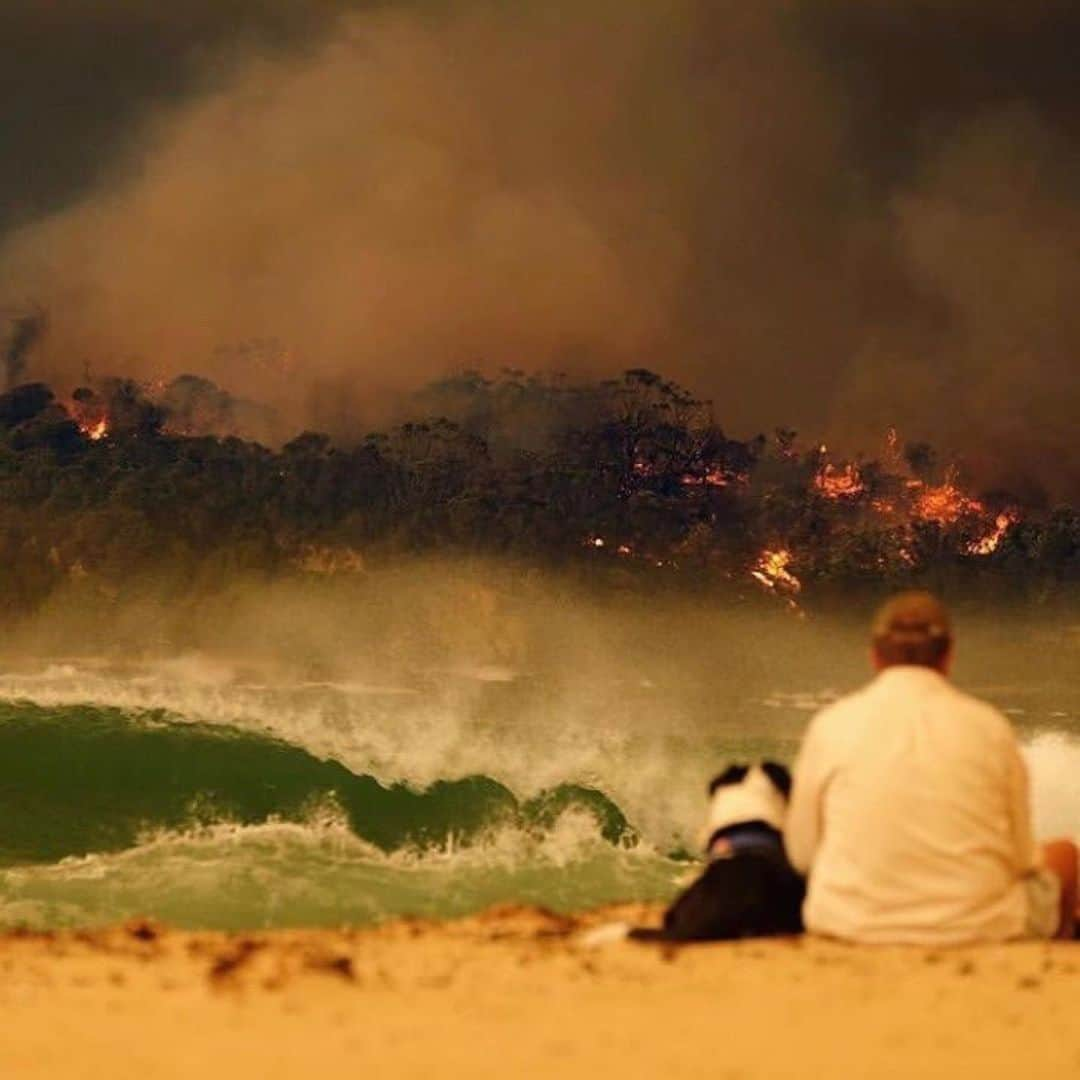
[
  {"left": 708, "top": 764, "right": 749, "bottom": 795},
  {"left": 760, "top": 761, "right": 792, "bottom": 800}
]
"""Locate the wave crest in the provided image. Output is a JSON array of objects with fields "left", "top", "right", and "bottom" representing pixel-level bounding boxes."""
[
  {"left": 0, "top": 810, "right": 681, "bottom": 931},
  {"left": 0, "top": 701, "right": 634, "bottom": 866}
]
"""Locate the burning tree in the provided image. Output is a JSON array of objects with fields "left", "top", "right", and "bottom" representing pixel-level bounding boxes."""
[{"left": 0, "top": 367, "right": 1067, "bottom": 619}]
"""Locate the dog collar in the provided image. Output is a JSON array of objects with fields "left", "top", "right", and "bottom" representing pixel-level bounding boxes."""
[{"left": 707, "top": 821, "right": 783, "bottom": 858}]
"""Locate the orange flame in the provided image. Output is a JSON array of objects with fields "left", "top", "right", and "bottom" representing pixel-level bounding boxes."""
[
  {"left": 68, "top": 397, "right": 110, "bottom": 441},
  {"left": 909, "top": 478, "right": 982, "bottom": 526},
  {"left": 680, "top": 467, "right": 734, "bottom": 488},
  {"left": 815, "top": 462, "right": 865, "bottom": 501},
  {"left": 966, "top": 511, "right": 1018, "bottom": 556},
  {"left": 751, "top": 548, "right": 802, "bottom": 594}
]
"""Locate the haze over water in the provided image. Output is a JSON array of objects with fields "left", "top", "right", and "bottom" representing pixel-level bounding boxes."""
[{"left": 1, "top": 573, "right": 1076, "bottom": 930}]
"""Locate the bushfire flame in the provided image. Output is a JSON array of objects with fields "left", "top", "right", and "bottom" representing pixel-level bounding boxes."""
[
  {"left": 592, "top": 426, "right": 1020, "bottom": 598},
  {"left": 909, "top": 474, "right": 982, "bottom": 526},
  {"left": 749, "top": 435, "right": 1021, "bottom": 598},
  {"left": 67, "top": 396, "right": 110, "bottom": 441},
  {"left": 815, "top": 462, "right": 865, "bottom": 501},
  {"left": 751, "top": 548, "right": 802, "bottom": 594},
  {"left": 966, "top": 511, "right": 1019, "bottom": 556}
]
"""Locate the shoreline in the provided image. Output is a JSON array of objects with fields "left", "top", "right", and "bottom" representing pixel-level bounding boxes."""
[{"left": 2, "top": 905, "right": 1077, "bottom": 1079}]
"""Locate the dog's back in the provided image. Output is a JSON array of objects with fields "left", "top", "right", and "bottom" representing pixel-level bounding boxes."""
[{"left": 663, "top": 835, "right": 804, "bottom": 940}]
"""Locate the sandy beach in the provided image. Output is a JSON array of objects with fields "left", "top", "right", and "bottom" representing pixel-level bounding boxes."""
[{"left": 1, "top": 905, "right": 1077, "bottom": 1079}]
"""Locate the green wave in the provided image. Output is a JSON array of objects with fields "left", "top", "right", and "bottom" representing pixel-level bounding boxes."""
[{"left": 0, "top": 702, "right": 634, "bottom": 866}]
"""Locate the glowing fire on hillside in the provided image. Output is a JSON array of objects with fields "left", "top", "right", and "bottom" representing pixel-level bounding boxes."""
[
  {"left": 751, "top": 548, "right": 802, "bottom": 594},
  {"left": 680, "top": 468, "right": 735, "bottom": 488},
  {"left": 594, "top": 426, "right": 1021, "bottom": 598},
  {"left": 815, "top": 462, "right": 865, "bottom": 500},
  {"left": 66, "top": 396, "right": 111, "bottom": 441},
  {"left": 750, "top": 435, "right": 1021, "bottom": 599},
  {"left": 902, "top": 469, "right": 1018, "bottom": 554},
  {"left": 632, "top": 458, "right": 744, "bottom": 489},
  {"left": 815, "top": 439, "right": 1019, "bottom": 541},
  {"left": 909, "top": 475, "right": 982, "bottom": 526},
  {"left": 966, "top": 511, "right": 1019, "bottom": 556}
]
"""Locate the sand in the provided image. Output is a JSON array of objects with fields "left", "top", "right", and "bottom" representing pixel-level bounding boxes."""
[{"left": 1, "top": 905, "right": 1077, "bottom": 1079}]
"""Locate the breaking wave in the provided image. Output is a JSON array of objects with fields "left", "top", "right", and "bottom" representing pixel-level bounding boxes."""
[
  {"left": 1024, "top": 732, "right": 1080, "bottom": 840},
  {"left": 0, "top": 813, "right": 684, "bottom": 932},
  {"left": 0, "top": 701, "right": 632, "bottom": 867},
  {"left": 0, "top": 661, "right": 1075, "bottom": 930}
]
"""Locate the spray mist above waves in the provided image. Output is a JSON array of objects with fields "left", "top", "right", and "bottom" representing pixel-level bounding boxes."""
[
  {"left": 1, "top": 575, "right": 1078, "bottom": 930},
  {"left": 0, "top": 572, "right": 861, "bottom": 849},
  {"left": 0, "top": 686, "right": 1074, "bottom": 932},
  {"left": 2, "top": 575, "right": 1079, "bottom": 854},
  {"left": 4, "top": 2, "right": 1080, "bottom": 493}
]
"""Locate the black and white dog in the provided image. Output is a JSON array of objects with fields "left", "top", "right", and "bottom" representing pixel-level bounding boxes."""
[{"left": 634, "top": 761, "right": 805, "bottom": 942}]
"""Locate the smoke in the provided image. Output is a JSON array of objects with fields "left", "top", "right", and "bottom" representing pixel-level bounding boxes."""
[
  {"left": 0, "top": 0, "right": 358, "bottom": 235},
  {"left": 0, "top": 4, "right": 736, "bottom": 419},
  {"left": 831, "top": 108, "right": 1080, "bottom": 500},
  {"left": 2, "top": 2, "right": 1080, "bottom": 492},
  {"left": 3, "top": 307, "right": 48, "bottom": 390}
]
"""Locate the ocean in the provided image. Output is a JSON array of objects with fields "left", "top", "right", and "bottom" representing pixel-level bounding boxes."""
[{"left": 1, "top": 603, "right": 1077, "bottom": 931}]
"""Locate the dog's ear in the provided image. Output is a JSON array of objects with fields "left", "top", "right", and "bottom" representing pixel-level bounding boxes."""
[
  {"left": 708, "top": 764, "right": 749, "bottom": 795},
  {"left": 760, "top": 761, "right": 792, "bottom": 799}
]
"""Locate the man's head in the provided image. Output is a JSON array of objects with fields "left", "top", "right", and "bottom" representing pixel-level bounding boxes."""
[{"left": 871, "top": 591, "right": 953, "bottom": 673}]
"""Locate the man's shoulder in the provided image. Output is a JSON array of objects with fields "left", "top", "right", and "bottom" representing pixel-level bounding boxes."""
[
  {"left": 807, "top": 673, "right": 1014, "bottom": 739},
  {"left": 937, "top": 680, "right": 1016, "bottom": 739},
  {"left": 805, "top": 684, "right": 875, "bottom": 738}
]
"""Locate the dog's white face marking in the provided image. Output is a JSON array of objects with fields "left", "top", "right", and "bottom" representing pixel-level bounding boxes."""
[{"left": 704, "top": 765, "right": 789, "bottom": 837}]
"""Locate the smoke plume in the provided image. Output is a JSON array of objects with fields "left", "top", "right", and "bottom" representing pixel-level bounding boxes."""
[
  {"left": 2, "top": 1, "right": 1080, "bottom": 494},
  {"left": 3, "top": 307, "right": 48, "bottom": 390}
]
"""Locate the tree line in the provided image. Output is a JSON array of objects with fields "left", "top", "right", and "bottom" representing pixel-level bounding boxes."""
[{"left": 1, "top": 369, "right": 1078, "bottom": 617}]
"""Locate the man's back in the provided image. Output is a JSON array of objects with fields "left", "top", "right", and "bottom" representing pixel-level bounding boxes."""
[{"left": 785, "top": 666, "right": 1034, "bottom": 944}]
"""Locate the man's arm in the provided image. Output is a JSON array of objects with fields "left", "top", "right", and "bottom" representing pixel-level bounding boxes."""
[{"left": 783, "top": 715, "right": 830, "bottom": 876}]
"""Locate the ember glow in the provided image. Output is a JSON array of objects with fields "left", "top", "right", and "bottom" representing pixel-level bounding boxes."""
[
  {"left": 680, "top": 468, "right": 736, "bottom": 489},
  {"left": 815, "top": 462, "right": 865, "bottom": 501},
  {"left": 908, "top": 475, "right": 983, "bottom": 526},
  {"left": 66, "top": 393, "right": 111, "bottom": 441},
  {"left": 744, "top": 431, "right": 1023, "bottom": 600},
  {"left": 751, "top": 549, "right": 802, "bottom": 595},
  {"left": 966, "top": 511, "right": 1019, "bottom": 557},
  {"left": 68, "top": 403, "right": 110, "bottom": 441},
  {"left": 814, "top": 438, "right": 1019, "bottom": 548},
  {"left": 635, "top": 458, "right": 742, "bottom": 489},
  {"left": 588, "top": 421, "right": 1022, "bottom": 601}
]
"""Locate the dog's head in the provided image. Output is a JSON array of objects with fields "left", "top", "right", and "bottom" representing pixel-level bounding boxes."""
[{"left": 704, "top": 761, "right": 792, "bottom": 838}]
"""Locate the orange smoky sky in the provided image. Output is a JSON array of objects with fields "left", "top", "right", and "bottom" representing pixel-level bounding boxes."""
[{"left": 3, "top": 1, "right": 1080, "bottom": 495}]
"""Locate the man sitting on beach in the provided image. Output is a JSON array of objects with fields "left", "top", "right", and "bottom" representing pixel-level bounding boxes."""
[{"left": 785, "top": 591, "right": 1078, "bottom": 943}]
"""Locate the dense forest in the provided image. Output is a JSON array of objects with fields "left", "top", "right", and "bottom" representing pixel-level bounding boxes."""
[{"left": 2, "top": 367, "right": 1079, "bottom": 618}]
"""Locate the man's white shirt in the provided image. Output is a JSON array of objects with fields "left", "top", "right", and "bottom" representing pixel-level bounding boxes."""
[{"left": 785, "top": 665, "right": 1036, "bottom": 944}]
